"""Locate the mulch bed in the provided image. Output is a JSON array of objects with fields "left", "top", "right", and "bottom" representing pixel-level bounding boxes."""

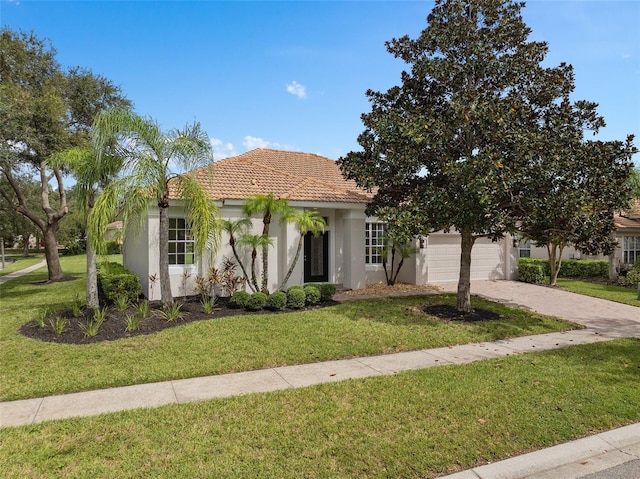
[
  {"left": 20, "top": 285, "right": 495, "bottom": 344},
  {"left": 422, "top": 304, "right": 501, "bottom": 322},
  {"left": 19, "top": 297, "right": 340, "bottom": 345}
]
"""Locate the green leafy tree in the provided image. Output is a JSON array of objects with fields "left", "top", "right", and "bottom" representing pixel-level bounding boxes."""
[
  {"left": 0, "top": 28, "right": 130, "bottom": 281},
  {"left": 243, "top": 193, "right": 290, "bottom": 293},
  {"left": 0, "top": 173, "right": 41, "bottom": 255},
  {"left": 340, "top": 0, "right": 587, "bottom": 311},
  {"left": 519, "top": 129, "right": 636, "bottom": 286},
  {"left": 278, "top": 209, "right": 326, "bottom": 290},
  {"left": 90, "top": 108, "right": 221, "bottom": 306},
  {"left": 49, "top": 147, "right": 124, "bottom": 308},
  {"left": 221, "top": 217, "right": 255, "bottom": 292}
]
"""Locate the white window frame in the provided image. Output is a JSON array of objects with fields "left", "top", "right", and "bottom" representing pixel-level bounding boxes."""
[
  {"left": 519, "top": 238, "right": 531, "bottom": 258},
  {"left": 623, "top": 236, "right": 640, "bottom": 265},
  {"left": 168, "top": 218, "right": 195, "bottom": 266},
  {"left": 365, "top": 222, "right": 386, "bottom": 265}
]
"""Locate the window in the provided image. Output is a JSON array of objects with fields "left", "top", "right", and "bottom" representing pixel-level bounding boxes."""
[
  {"left": 519, "top": 238, "right": 531, "bottom": 258},
  {"left": 168, "top": 218, "right": 194, "bottom": 265},
  {"left": 365, "top": 222, "right": 386, "bottom": 264},
  {"left": 623, "top": 236, "right": 640, "bottom": 265}
]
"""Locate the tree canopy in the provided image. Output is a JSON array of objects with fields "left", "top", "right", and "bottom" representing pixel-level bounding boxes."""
[
  {"left": 0, "top": 27, "right": 130, "bottom": 281},
  {"left": 339, "top": 0, "right": 634, "bottom": 310}
]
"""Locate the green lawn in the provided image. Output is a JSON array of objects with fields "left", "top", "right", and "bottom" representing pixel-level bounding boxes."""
[
  {"left": 0, "top": 255, "right": 577, "bottom": 401},
  {"left": 556, "top": 279, "right": 640, "bottom": 307},
  {"left": 1, "top": 339, "right": 638, "bottom": 478},
  {"left": 0, "top": 255, "right": 44, "bottom": 277}
]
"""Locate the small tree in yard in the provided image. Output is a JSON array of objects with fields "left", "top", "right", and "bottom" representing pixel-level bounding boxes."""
[
  {"left": 278, "top": 209, "right": 326, "bottom": 290},
  {"left": 243, "top": 194, "right": 290, "bottom": 294},
  {"left": 222, "top": 217, "right": 255, "bottom": 292}
]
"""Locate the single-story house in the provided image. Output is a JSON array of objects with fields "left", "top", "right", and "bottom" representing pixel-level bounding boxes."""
[
  {"left": 123, "top": 148, "right": 522, "bottom": 300},
  {"left": 519, "top": 200, "right": 640, "bottom": 272}
]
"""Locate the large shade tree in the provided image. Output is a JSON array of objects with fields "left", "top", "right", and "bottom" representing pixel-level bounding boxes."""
[
  {"left": 90, "top": 108, "right": 221, "bottom": 306},
  {"left": 518, "top": 98, "right": 636, "bottom": 286},
  {"left": 340, "top": 0, "right": 591, "bottom": 311},
  {"left": 0, "top": 28, "right": 130, "bottom": 281}
]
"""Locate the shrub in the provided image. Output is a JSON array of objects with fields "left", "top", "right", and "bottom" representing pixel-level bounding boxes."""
[
  {"left": 286, "top": 286, "right": 306, "bottom": 309},
  {"left": 63, "top": 239, "right": 86, "bottom": 256},
  {"left": 160, "top": 302, "right": 185, "bottom": 322},
  {"left": 618, "top": 268, "right": 640, "bottom": 288},
  {"left": 318, "top": 283, "right": 337, "bottom": 301},
  {"left": 517, "top": 259, "right": 544, "bottom": 284},
  {"left": 105, "top": 240, "right": 121, "bottom": 255},
  {"left": 303, "top": 285, "right": 321, "bottom": 305},
  {"left": 266, "top": 291, "right": 287, "bottom": 311},
  {"left": 229, "top": 290, "right": 251, "bottom": 309},
  {"left": 201, "top": 296, "right": 218, "bottom": 314},
  {"left": 98, "top": 262, "right": 141, "bottom": 304},
  {"left": 518, "top": 258, "right": 608, "bottom": 282},
  {"left": 245, "top": 292, "right": 267, "bottom": 311}
]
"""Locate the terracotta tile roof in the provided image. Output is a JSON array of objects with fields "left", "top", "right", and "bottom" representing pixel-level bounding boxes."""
[
  {"left": 614, "top": 199, "right": 640, "bottom": 229},
  {"left": 169, "top": 148, "right": 372, "bottom": 204}
]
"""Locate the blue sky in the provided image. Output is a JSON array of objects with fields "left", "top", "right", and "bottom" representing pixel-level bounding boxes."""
[{"left": 1, "top": 0, "right": 639, "bottom": 164}]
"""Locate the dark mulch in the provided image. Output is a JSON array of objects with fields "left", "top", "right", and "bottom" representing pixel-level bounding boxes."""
[
  {"left": 422, "top": 304, "right": 501, "bottom": 322},
  {"left": 19, "top": 297, "right": 340, "bottom": 345}
]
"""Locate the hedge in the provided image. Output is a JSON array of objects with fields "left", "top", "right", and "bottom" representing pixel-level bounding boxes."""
[
  {"left": 518, "top": 257, "right": 608, "bottom": 283},
  {"left": 98, "top": 262, "right": 141, "bottom": 303}
]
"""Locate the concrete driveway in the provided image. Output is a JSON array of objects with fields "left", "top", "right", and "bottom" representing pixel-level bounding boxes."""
[{"left": 437, "top": 280, "right": 640, "bottom": 338}]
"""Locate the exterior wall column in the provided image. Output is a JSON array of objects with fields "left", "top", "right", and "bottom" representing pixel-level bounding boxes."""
[{"left": 342, "top": 209, "right": 366, "bottom": 290}]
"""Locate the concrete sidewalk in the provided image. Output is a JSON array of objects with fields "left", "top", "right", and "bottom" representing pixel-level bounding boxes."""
[
  {"left": 1, "top": 279, "right": 639, "bottom": 478},
  {"left": 0, "top": 259, "right": 47, "bottom": 285}
]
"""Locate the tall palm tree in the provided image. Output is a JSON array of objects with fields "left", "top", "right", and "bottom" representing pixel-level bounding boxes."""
[
  {"left": 90, "top": 108, "right": 221, "bottom": 306},
  {"left": 279, "top": 209, "right": 325, "bottom": 290},
  {"left": 243, "top": 194, "right": 290, "bottom": 293},
  {"left": 48, "top": 147, "right": 123, "bottom": 309},
  {"left": 221, "top": 217, "right": 255, "bottom": 292},
  {"left": 238, "top": 233, "right": 273, "bottom": 293}
]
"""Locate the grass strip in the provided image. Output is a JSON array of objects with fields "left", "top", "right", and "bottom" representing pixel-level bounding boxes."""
[
  {"left": 1, "top": 256, "right": 576, "bottom": 401},
  {"left": 556, "top": 279, "right": 639, "bottom": 307},
  {"left": 1, "top": 339, "right": 638, "bottom": 478},
  {"left": 0, "top": 256, "right": 44, "bottom": 277}
]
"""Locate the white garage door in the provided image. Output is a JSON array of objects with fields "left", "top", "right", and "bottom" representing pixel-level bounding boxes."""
[{"left": 427, "top": 234, "right": 505, "bottom": 283}]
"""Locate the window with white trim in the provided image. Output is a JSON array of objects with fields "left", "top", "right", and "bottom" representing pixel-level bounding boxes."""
[
  {"left": 519, "top": 238, "right": 531, "bottom": 258},
  {"left": 168, "top": 218, "right": 194, "bottom": 265},
  {"left": 623, "top": 236, "right": 640, "bottom": 265},
  {"left": 365, "top": 222, "right": 386, "bottom": 264}
]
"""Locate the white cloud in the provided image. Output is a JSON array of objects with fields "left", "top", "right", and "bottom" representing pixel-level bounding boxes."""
[
  {"left": 210, "top": 138, "right": 237, "bottom": 161},
  {"left": 243, "top": 136, "right": 296, "bottom": 152},
  {"left": 286, "top": 81, "right": 307, "bottom": 99}
]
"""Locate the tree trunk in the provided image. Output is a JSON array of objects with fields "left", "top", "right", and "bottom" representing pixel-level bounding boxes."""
[
  {"left": 261, "top": 215, "right": 271, "bottom": 294},
  {"left": 456, "top": 230, "right": 476, "bottom": 312},
  {"left": 230, "top": 240, "right": 255, "bottom": 292},
  {"left": 547, "top": 243, "right": 564, "bottom": 287},
  {"left": 250, "top": 249, "right": 260, "bottom": 292},
  {"left": 22, "top": 234, "right": 29, "bottom": 257},
  {"left": 158, "top": 203, "right": 173, "bottom": 305},
  {"left": 86, "top": 240, "right": 99, "bottom": 309},
  {"left": 279, "top": 237, "right": 303, "bottom": 290},
  {"left": 42, "top": 225, "right": 64, "bottom": 281},
  {"left": 608, "top": 252, "right": 617, "bottom": 281}
]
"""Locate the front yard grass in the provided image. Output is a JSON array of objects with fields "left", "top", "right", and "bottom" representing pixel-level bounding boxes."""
[
  {"left": 556, "top": 279, "right": 639, "bottom": 306},
  {"left": 0, "top": 255, "right": 44, "bottom": 277},
  {"left": 1, "top": 338, "right": 638, "bottom": 478},
  {"left": 1, "top": 255, "right": 577, "bottom": 401}
]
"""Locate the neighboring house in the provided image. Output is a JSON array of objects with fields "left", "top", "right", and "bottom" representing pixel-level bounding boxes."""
[
  {"left": 123, "top": 148, "right": 519, "bottom": 300},
  {"left": 518, "top": 199, "right": 640, "bottom": 272},
  {"left": 105, "top": 221, "right": 123, "bottom": 243}
]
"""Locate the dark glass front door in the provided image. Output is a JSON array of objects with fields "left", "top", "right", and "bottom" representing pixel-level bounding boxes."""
[{"left": 304, "top": 231, "right": 329, "bottom": 283}]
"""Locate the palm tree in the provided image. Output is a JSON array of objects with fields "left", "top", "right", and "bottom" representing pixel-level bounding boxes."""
[
  {"left": 381, "top": 236, "right": 416, "bottom": 286},
  {"left": 279, "top": 210, "right": 326, "bottom": 290},
  {"left": 221, "top": 217, "right": 255, "bottom": 292},
  {"left": 238, "top": 233, "right": 273, "bottom": 293},
  {"left": 90, "top": 108, "right": 221, "bottom": 306},
  {"left": 48, "top": 147, "right": 123, "bottom": 309},
  {"left": 243, "top": 194, "right": 290, "bottom": 293}
]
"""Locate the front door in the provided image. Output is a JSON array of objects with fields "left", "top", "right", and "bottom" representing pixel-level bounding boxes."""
[{"left": 304, "top": 231, "right": 329, "bottom": 283}]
